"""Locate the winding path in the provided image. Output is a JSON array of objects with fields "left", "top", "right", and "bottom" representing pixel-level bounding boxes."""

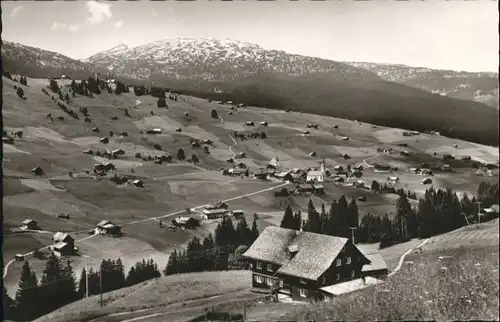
[{"left": 388, "top": 238, "right": 429, "bottom": 277}]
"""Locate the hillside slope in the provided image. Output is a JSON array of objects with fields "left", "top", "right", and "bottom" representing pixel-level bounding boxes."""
[
  {"left": 346, "top": 62, "right": 499, "bottom": 109},
  {"left": 2, "top": 38, "right": 499, "bottom": 146}
]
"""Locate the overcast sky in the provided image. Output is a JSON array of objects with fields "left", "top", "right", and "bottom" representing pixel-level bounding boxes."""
[{"left": 2, "top": 1, "right": 498, "bottom": 72}]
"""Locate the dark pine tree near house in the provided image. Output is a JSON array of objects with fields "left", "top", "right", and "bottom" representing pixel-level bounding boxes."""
[
  {"left": 191, "top": 154, "right": 199, "bottom": 164},
  {"left": 3, "top": 287, "right": 14, "bottom": 321},
  {"left": 294, "top": 210, "right": 302, "bottom": 231},
  {"left": 49, "top": 79, "right": 60, "bottom": 93},
  {"left": 38, "top": 253, "right": 69, "bottom": 315},
  {"left": 280, "top": 204, "right": 295, "bottom": 229},
  {"left": 78, "top": 268, "right": 87, "bottom": 299},
  {"left": 348, "top": 198, "right": 359, "bottom": 228},
  {"left": 177, "top": 148, "right": 186, "bottom": 160},
  {"left": 14, "top": 260, "right": 40, "bottom": 321},
  {"left": 305, "top": 199, "right": 321, "bottom": 233}
]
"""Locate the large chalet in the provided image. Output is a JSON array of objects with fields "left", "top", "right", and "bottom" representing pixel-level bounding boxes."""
[{"left": 242, "top": 226, "right": 373, "bottom": 302}]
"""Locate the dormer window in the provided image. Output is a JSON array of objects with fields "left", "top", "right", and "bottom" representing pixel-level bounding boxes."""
[
  {"left": 335, "top": 259, "right": 341, "bottom": 266},
  {"left": 256, "top": 261, "right": 262, "bottom": 270},
  {"left": 267, "top": 263, "right": 272, "bottom": 272}
]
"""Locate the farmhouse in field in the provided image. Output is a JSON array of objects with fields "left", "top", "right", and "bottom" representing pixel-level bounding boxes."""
[
  {"left": 96, "top": 220, "right": 122, "bottom": 235},
  {"left": 32, "top": 166, "right": 44, "bottom": 176},
  {"left": 353, "top": 180, "right": 365, "bottom": 188},
  {"left": 172, "top": 217, "right": 200, "bottom": 229},
  {"left": 242, "top": 226, "right": 372, "bottom": 302},
  {"left": 374, "top": 164, "right": 392, "bottom": 172},
  {"left": 132, "top": 179, "right": 144, "bottom": 187},
  {"left": 387, "top": 176, "right": 399, "bottom": 184},
  {"left": 361, "top": 254, "right": 389, "bottom": 280},
  {"left": 201, "top": 208, "right": 229, "bottom": 220},
  {"left": 52, "top": 232, "right": 75, "bottom": 257},
  {"left": 231, "top": 210, "right": 245, "bottom": 219},
  {"left": 21, "top": 219, "right": 39, "bottom": 230},
  {"left": 422, "top": 178, "right": 433, "bottom": 185}
]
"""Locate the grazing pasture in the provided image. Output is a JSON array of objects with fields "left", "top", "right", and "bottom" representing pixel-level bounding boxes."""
[{"left": 2, "top": 75, "right": 498, "bottom": 303}]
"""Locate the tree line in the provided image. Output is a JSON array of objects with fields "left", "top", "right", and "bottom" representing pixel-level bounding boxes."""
[
  {"left": 164, "top": 216, "right": 259, "bottom": 275},
  {"left": 279, "top": 181, "right": 499, "bottom": 249},
  {"left": 3, "top": 254, "right": 161, "bottom": 321}
]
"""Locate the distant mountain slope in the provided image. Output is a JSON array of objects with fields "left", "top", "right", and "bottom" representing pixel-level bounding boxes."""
[
  {"left": 85, "top": 37, "right": 379, "bottom": 81},
  {"left": 2, "top": 38, "right": 498, "bottom": 146},
  {"left": 1, "top": 40, "right": 106, "bottom": 79},
  {"left": 345, "top": 62, "right": 499, "bottom": 109}
]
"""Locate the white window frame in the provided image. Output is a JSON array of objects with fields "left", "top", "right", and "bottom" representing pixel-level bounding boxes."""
[
  {"left": 322, "top": 277, "right": 326, "bottom": 285},
  {"left": 266, "top": 278, "right": 273, "bottom": 286},
  {"left": 255, "top": 275, "right": 263, "bottom": 284},
  {"left": 299, "top": 288, "right": 308, "bottom": 298},
  {"left": 300, "top": 278, "right": 307, "bottom": 284},
  {"left": 346, "top": 257, "right": 351, "bottom": 264},
  {"left": 279, "top": 279, "right": 284, "bottom": 288},
  {"left": 351, "top": 270, "right": 355, "bottom": 278},
  {"left": 256, "top": 261, "right": 262, "bottom": 270},
  {"left": 335, "top": 258, "right": 341, "bottom": 266},
  {"left": 336, "top": 273, "right": 340, "bottom": 281},
  {"left": 267, "top": 263, "right": 273, "bottom": 272}
]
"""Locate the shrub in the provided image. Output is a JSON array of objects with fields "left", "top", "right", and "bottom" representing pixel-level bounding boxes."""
[
  {"left": 211, "top": 109, "right": 218, "bottom": 118},
  {"left": 16, "top": 87, "right": 25, "bottom": 98}
]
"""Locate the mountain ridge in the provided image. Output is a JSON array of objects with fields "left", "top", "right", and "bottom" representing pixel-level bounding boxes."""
[{"left": 2, "top": 38, "right": 498, "bottom": 146}]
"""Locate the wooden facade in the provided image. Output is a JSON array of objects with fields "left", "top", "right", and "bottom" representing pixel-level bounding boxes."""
[{"left": 247, "top": 240, "right": 369, "bottom": 302}]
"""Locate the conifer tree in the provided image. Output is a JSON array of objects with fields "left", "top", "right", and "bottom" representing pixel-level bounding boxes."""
[
  {"left": 294, "top": 210, "right": 302, "bottom": 231},
  {"left": 280, "top": 204, "right": 295, "bottom": 229},
  {"left": 348, "top": 198, "right": 359, "bottom": 229},
  {"left": 14, "top": 260, "right": 39, "bottom": 320},
  {"left": 78, "top": 268, "right": 87, "bottom": 299},
  {"left": 250, "top": 215, "right": 259, "bottom": 242},
  {"left": 38, "top": 253, "right": 66, "bottom": 315},
  {"left": 3, "top": 287, "right": 14, "bottom": 320}
]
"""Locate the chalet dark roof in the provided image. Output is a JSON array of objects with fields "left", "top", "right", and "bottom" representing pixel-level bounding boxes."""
[
  {"left": 243, "top": 226, "right": 348, "bottom": 281},
  {"left": 362, "top": 254, "right": 388, "bottom": 272},
  {"left": 53, "top": 232, "right": 72, "bottom": 242},
  {"left": 53, "top": 242, "right": 68, "bottom": 250}
]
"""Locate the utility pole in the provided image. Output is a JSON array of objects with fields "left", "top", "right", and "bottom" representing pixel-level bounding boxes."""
[
  {"left": 100, "top": 266, "right": 103, "bottom": 308},
  {"left": 477, "top": 201, "right": 483, "bottom": 227},
  {"left": 349, "top": 227, "right": 357, "bottom": 244},
  {"left": 82, "top": 255, "right": 90, "bottom": 298}
]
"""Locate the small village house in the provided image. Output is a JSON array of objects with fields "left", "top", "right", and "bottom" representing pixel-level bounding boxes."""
[
  {"left": 387, "top": 176, "right": 399, "bottom": 185},
  {"left": 97, "top": 220, "right": 122, "bottom": 235},
  {"left": 422, "top": 178, "right": 433, "bottom": 185},
  {"left": 291, "top": 170, "right": 307, "bottom": 183},
  {"left": 21, "top": 219, "right": 39, "bottom": 230},
  {"left": 242, "top": 226, "right": 373, "bottom": 302},
  {"left": 52, "top": 232, "right": 75, "bottom": 256},
  {"left": 297, "top": 184, "right": 315, "bottom": 194},
  {"left": 254, "top": 169, "right": 268, "bottom": 180},
  {"left": 361, "top": 254, "right": 389, "bottom": 280},
  {"left": 172, "top": 217, "right": 200, "bottom": 229},
  {"left": 374, "top": 164, "right": 392, "bottom": 172},
  {"left": 441, "top": 164, "right": 452, "bottom": 172},
  {"left": 333, "top": 176, "right": 344, "bottom": 183},
  {"left": 32, "top": 166, "right": 44, "bottom": 176},
  {"left": 132, "top": 179, "right": 144, "bottom": 187},
  {"left": 353, "top": 180, "right": 365, "bottom": 188},
  {"left": 312, "top": 184, "right": 325, "bottom": 194},
  {"left": 201, "top": 208, "right": 229, "bottom": 220},
  {"left": 231, "top": 210, "right": 245, "bottom": 220}
]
